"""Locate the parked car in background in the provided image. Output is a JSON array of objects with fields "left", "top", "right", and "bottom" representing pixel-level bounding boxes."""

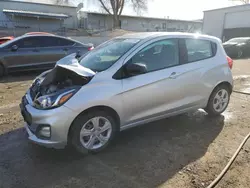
[
  {"left": 0, "top": 36, "right": 14, "bottom": 45},
  {"left": 223, "top": 37, "right": 250, "bottom": 58},
  {"left": 20, "top": 32, "right": 233, "bottom": 153},
  {"left": 0, "top": 34, "right": 93, "bottom": 77}
]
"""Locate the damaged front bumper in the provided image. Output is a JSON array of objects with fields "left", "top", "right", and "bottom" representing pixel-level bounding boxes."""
[
  {"left": 20, "top": 90, "right": 77, "bottom": 149},
  {"left": 25, "top": 123, "right": 65, "bottom": 149}
]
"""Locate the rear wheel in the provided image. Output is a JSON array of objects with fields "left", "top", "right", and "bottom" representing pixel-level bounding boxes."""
[
  {"left": 70, "top": 110, "right": 118, "bottom": 154},
  {"left": 205, "top": 85, "right": 230, "bottom": 116}
]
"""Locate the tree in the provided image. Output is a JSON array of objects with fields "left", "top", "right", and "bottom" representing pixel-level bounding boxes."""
[
  {"left": 239, "top": 0, "right": 249, "bottom": 3},
  {"left": 98, "top": 0, "right": 148, "bottom": 28},
  {"left": 54, "top": 0, "right": 76, "bottom": 6},
  {"left": 230, "top": 0, "right": 249, "bottom": 4}
]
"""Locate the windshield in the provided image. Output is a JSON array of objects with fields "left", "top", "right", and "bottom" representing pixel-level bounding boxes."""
[
  {"left": 79, "top": 38, "right": 140, "bottom": 72},
  {"left": 227, "top": 38, "right": 250, "bottom": 43}
]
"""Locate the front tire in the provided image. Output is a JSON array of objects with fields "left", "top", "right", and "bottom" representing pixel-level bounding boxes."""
[
  {"left": 70, "top": 110, "right": 118, "bottom": 154},
  {"left": 205, "top": 85, "right": 230, "bottom": 116}
]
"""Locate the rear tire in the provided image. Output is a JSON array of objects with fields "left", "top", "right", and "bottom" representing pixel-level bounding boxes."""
[
  {"left": 204, "top": 85, "right": 231, "bottom": 116},
  {"left": 70, "top": 110, "right": 118, "bottom": 154}
]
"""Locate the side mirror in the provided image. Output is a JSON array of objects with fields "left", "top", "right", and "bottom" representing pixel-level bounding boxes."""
[
  {"left": 125, "top": 63, "right": 147, "bottom": 76},
  {"left": 11, "top": 45, "right": 18, "bottom": 51}
]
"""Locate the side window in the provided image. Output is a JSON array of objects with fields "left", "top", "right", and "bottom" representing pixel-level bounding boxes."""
[
  {"left": 128, "top": 39, "right": 179, "bottom": 73},
  {"left": 185, "top": 39, "right": 214, "bottom": 63},
  {"left": 40, "top": 36, "right": 61, "bottom": 47},
  {"left": 14, "top": 37, "right": 40, "bottom": 48},
  {"left": 58, "top": 38, "right": 75, "bottom": 46},
  {"left": 39, "top": 37, "right": 75, "bottom": 47}
]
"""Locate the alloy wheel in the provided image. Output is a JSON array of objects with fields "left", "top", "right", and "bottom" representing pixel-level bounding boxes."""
[
  {"left": 79, "top": 116, "right": 112, "bottom": 150},
  {"left": 212, "top": 89, "right": 229, "bottom": 113}
]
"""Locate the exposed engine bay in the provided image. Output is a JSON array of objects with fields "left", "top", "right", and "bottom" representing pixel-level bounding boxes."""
[{"left": 30, "top": 66, "right": 93, "bottom": 100}]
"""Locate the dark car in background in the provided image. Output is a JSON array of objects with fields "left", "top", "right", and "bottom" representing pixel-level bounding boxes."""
[
  {"left": 223, "top": 37, "right": 250, "bottom": 58},
  {"left": 0, "top": 34, "right": 93, "bottom": 77},
  {"left": 0, "top": 36, "right": 14, "bottom": 45}
]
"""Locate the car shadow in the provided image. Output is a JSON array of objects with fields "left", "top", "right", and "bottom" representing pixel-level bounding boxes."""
[{"left": 0, "top": 110, "right": 224, "bottom": 188}]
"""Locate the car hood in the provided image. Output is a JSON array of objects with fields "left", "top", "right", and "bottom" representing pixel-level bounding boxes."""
[{"left": 56, "top": 53, "right": 96, "bottom": 77}]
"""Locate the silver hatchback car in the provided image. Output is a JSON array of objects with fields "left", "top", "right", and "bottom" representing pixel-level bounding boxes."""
[{"left": 20, "top": 32, "right": 233, "bottom": 153}]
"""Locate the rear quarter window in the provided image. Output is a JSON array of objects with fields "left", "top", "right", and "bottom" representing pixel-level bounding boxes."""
[
  {"left": 184, "top": 38, "right": 216, "bottom": 63},
  {"left": 58, "top": 38, "right": 75, "bottom": 46}
]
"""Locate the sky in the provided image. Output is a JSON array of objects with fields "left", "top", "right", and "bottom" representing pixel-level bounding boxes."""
[{"left": 82, "top": 0, "right": 243, "bottom": 20}]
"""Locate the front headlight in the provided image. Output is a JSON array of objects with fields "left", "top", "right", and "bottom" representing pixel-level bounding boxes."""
[{"left": 34, "top": 89, "right": 76, "bottom": 109}]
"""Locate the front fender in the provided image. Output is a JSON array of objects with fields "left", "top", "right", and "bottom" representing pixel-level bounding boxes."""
[{"left": 64, "top": 79, "right": 123, "bottom": 121}]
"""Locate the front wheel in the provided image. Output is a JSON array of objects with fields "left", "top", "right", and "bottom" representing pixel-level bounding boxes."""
[
  {"left": 204, "top": 85, "right": 230, "bottom": 116},
  {"left": 70, "top": 110, "right": 118, "bottom": 154}
]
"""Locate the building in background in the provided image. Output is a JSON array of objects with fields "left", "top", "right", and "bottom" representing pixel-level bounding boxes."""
[
  {"left": 78, "top": 11, "right": 203, "bottom": 33},
  {"left": 203, "top": 4, "right": 250, "bottom": 41},
  {"left": 0, "top": 0, "right": 78, "bottom": 36}
]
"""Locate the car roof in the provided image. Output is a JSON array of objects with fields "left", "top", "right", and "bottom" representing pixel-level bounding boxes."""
[
  {"left": 16, "top": 34, "right": 77, "bottom": 42},
  {"left": 0, "top": 34, "right": 87, "bottom": 47},
  {"left": 24, "top": 32, "right": 55, "bottom": 36},
  {"left": 229, "top": 37, "right": 250, "bottom": 40},
  {"left": 117, "top": 32, "right": 221, "bottom": 43},
  {"left": 21, "top": 34, "right": 62, "bottom": 38}
]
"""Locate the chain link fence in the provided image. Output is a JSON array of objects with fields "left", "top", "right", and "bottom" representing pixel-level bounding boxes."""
[{"left": 0, "top": 20, "right": 67, "bottom": 37}]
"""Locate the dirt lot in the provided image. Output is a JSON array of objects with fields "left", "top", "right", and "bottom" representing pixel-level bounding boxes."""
[{"left": 0, "top": 60, "right": 249, "bottom": 188}]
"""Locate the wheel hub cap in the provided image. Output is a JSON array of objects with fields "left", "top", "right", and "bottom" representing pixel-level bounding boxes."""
[
  {"left": 213, "top": 89, "right": 229, "bottom": 113},
  {"left": 80, "top": 116, "right": 112, "bottom": 150}
]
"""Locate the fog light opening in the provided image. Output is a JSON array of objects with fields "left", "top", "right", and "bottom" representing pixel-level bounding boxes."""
[{"left": 38, "top": 126, "right": 51, "bottom": 139}]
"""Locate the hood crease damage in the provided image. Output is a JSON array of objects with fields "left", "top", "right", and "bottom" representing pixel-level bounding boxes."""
[{"left": 30, "top": 61, "right": 94, "bottom": 101}]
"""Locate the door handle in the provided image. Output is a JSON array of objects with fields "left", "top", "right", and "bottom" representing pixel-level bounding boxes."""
[{"left": 169, "top": 72, "right": 180, "bottom": 79}]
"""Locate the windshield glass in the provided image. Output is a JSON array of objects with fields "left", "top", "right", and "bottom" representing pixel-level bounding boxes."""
[
  {"left": 227, "top": 38, "right": 250, "bottom": 43},
  {"left": 79, "top": 38, "right": 140, "bottom": 72}
]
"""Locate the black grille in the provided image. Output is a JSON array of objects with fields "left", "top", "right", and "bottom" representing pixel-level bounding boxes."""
[
  {"left": 22, "top": 96, "right": 28, "bottom": 106},
  {"left": 20, "top": 97, "right": 32, "bottom": 126},
  {"left": 30, "top": 88, "right": 36, "bottom": 100}
]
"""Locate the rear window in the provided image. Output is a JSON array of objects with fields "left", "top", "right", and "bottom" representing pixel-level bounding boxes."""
[
  {"left": 58, "top": 38, "right": 75, "bottom": 46},
  {"left": 185, "top": 39, "right": 215, "bottom": 63}
]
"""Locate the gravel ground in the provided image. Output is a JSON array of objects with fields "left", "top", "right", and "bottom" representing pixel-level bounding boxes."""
[{"left": 0, "top": 60, "right": 249, "bottom": 188}]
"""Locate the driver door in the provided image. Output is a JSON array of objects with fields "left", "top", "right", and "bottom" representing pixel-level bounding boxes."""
[
  {"left": 121, "top": 38, "right": 192, "bottom": 126},
  {"left": 4, "top": 37, "right": 41, "bottom": 69}
]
